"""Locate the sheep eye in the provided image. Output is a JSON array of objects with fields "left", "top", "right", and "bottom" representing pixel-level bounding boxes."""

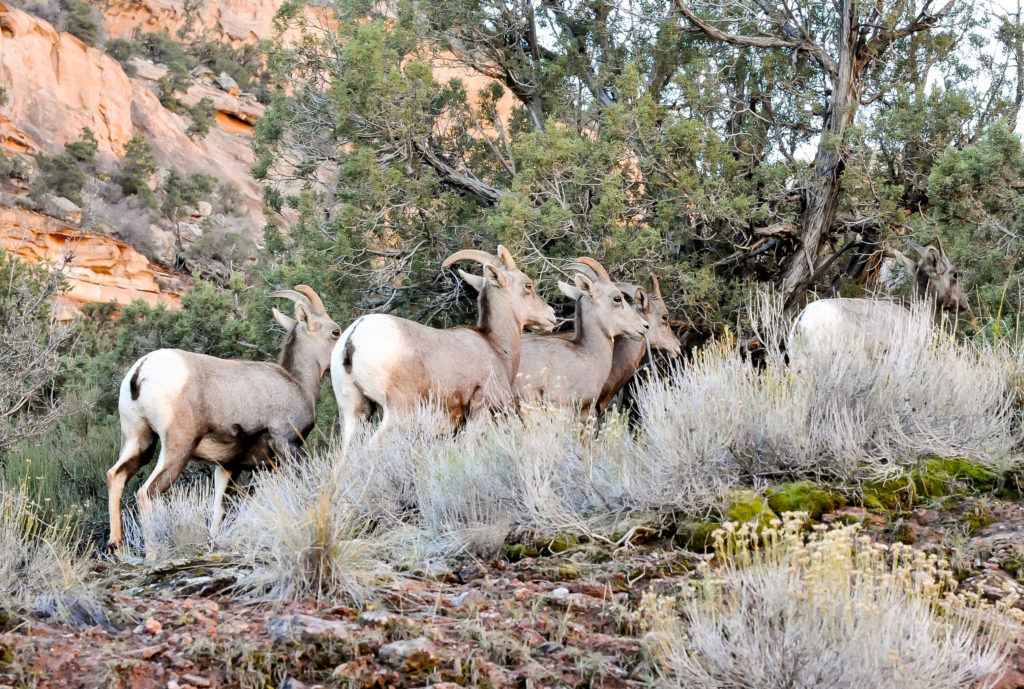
[
  {"left": 661, "top": 314, "right": 669, "bottom": 323},
  {"left": 332, "top": 328, "right": 342, "bottom": 338},
  {"left": 613, "top": 296, "right": 622, "bottom": 304},
  {"left": 525, "top": 283, "right": 533, "bottom": 292}
]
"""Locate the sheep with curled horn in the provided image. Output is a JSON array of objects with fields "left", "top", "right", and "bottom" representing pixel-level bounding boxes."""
[
  {"left": 515, "top": 257, "right": 650, "bottom": 413},
  {"left": 331, "top": 245, "right": 557, "bottom": 450},
  {"left": 106, "top": 286, "right": 341, "bottom": 555},
  {"left": 595, "top": 273, "right": 682, "bottom": 415},
  {"left": 788, "top": 237, "right": 969, "bottom": 361}
]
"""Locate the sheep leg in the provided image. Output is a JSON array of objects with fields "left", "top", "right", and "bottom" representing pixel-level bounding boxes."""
[
  {"left": 210, "top": 465, "right": 236, "bottom": 538},
  {"left": 339, "top": 381, "right": 372, "bottom": 452},
  {"left": 135, "top": 435, "right": 194, "bottom": 517},
  {"left": 106, "top": 424, "right": 157, "bottom": 551}
]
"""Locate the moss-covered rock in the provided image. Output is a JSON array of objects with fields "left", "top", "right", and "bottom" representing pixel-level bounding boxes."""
[
  {"left": 913, "top": 457, "right": 1000, "bottom": 497},
  {"left": 675, "top": 521, "right": 721, "bottom": 552},
  {"left": 505, "top": 542, "right": 539, "bottom": 562},
  {"left": 723, "top": 490, "right": 774, "bottom": 527},
  {"left": 766, "top": 482, "right": 843, "bottom": 520},
  {"left": 861, "top": 477, "right": 917, "bottom": 511}
]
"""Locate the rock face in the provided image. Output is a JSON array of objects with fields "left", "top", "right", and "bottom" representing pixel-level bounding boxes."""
[
  {"left": 0, "top": 3, "right": 266, "bottom": 220},
  {"left": 98, "top": 0, "right": 298, "bottom": 44},
  {"left": 0, "top": 207, "right": 182, "bottom": 318}
]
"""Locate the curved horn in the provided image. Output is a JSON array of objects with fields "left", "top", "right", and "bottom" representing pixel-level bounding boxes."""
[
  {"left": 565, "top": 262, "right": 600, "bottom": 282},
  {"left": 294, "top": 285, "right": 327, "bottom": 316},
  {"left": 496, "top": 245, "right": 518, "bottom": 271},
  {"left": 650, "top": 273, "right": 663, "bottom": 299},
  {"left": 270, "top": 289, "right": 314, "bottom": 311},
  {"left": 615, "top": 281, "right": 640, "bottom": 300},
  {"left": 907, "top": 241, "right": 928, "bottom": 258},
  {"left": 932, "top": 235, "right": 948, "bottom": 256},
  {"left": 573, "top": 256, "right": 611, "bottom": 282},
  {"left": 442, "top": 249, "right": 500, "bottom": 269}
]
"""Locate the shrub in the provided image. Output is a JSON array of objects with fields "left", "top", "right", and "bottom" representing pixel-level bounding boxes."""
[
  {"left": 643, "top": 515, "right": 1017, "bottom": 689},
  {"left": 160, "top": 168, "right": 216, "bottom": 219},
  {"left": 187, "top": 97, "right": 216, "bottom": 139},
  {"left": 104, "top": 37, "right": 137, "bottom": 66},
  {"left": 115, "top": 135, "right": 157, "bottom": 198},
  {"left": 61, "top": 0, "right": 99, "bottom": 46},
  {"left": 31, "top": 152, "right": 86, "bottom": 205},
  {"left": 64, "top": 127, "right": 98, "bottom": 163},
  {"left": 0, "top": 151, "right": 28, "bottom": 183}
]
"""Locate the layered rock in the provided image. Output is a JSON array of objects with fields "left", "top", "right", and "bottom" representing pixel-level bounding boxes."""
[
  {"left": 0, "top": 3, "right": 266, "bottom": 220},
  {"left": 0, "top": 207, "right": 182, "bottom": 318}
]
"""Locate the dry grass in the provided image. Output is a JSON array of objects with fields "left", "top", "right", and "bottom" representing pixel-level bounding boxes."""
[
  {"left": 642, "top": 514, "right": 1020, "bottom": 689},
  {"left": 0, "top": 482, "right": 103, "bottom": 625}
]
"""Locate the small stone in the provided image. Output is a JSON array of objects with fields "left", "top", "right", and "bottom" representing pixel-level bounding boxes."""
[
  {"left": 176, "top": 221, "right": 203, "bottom": 243},
  {"left": 215, "top": 72, "right": 240, "bottom": 95},
  {"left": 458, "top": 563, "right": 487, "bottom": 583},
  {"left": 377, "top": 637, "right": 439, "bottom": 671},
  {"left": 357, "top": 609, "right": 397, "bottom": 628},
  {"left": 39, "top": 194, "right": 81, "bottom": 224},
  {"left": 143, "top": 617, "right": 163, "bottom": 635},
  {"left": 180, "top": 674, "right": 211, "bottom": 688},
  {"left": 196, "top": 201, "right": 213, "bottom": 217},
  {"left": 549, "top": 587, "right": 570, "bottom": 599},
  {"left": 451, "top": 589, "right": 485, "bottom": 609}
]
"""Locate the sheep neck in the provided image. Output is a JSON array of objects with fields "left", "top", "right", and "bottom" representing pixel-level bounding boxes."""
[
  {"left": 278, "top": 328, "right": 325, "bottom": 407},
  {"left": 571, "top": 296, "right": 616, "bottom": 372},
  {"left": 476, "top": 286, "right": 523, "bottom": 386},
  {"left": 602, "top": 334, "right": 647, "bottom": 400}
]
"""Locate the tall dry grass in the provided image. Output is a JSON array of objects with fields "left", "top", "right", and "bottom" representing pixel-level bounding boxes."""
[
  {"left": 642, "top": 514, "right": 1018, "bottom": 689},
  {"left": 129, "top": 294, "right": 1023, "bottom": 607}
]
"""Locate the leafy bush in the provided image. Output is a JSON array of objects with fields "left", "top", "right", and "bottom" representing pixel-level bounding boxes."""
[
  {"left": 103, "top": 37, "right": 137, "bottom": 67},
  {"left": 187, "top": 97, "right": 216, "bottom": 139},
  {"left": 643, "top": 515, "right": 1016, "bottom": 689},
  {"left": 160, "top": 168, "right": 216, "bottom": 219},
  {"left": 31, "top": 152, "right": 86, "bottom": 205},
  {"left": 64, "top": 127, "right": 97, "bottom": 163},
  {"left": 114, "top": 135, "right": 157, "bottom": 200},
  {"left": 0, "top": 151, "right": 28, "bottom": 183},
  {"left": 61, "top": 0, "right": 99, "bottom": 46},
  {"left": 0, "top": 252, "right": 74, "bottom": 453}
]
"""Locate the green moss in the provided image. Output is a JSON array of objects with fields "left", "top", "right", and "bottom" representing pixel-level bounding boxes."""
[
  {"left": 912, "top": 457, "right": 1000, "bottom": 497},
  {"left": 545, "top": 534, "right": 580, "bottom": 554},
  {"left": 505, "top": 543, "right": 539, "bottom": 562},
  {"left": 675, "top": 521, "right": 721, "bottom": 552},
  {"left": 961, "top": 505, "right": 995, "bottom": 535},
  {"left": 723, "top": 490, "right": 774, "bottom": 527},
  {"left": 766, "top": 482, "right": 843, "bottom": 520},
  {"left": 555, "top": 564, "right": 580, "bottom": 581},
  {"left": 861, "top": 477, "right": 917, "bottom": 510}
]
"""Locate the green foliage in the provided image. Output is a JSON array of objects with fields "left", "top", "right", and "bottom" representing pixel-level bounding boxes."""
[
  {"left": 104, "top": 38, "right": 137, "bottom": 66},
  {"left": 60, "top": 0, "right": 99, "bottom": 46},
  {"left": 156, "top": 64, "right": 190, "bottom": 111},
  {"left": 186, "top": 97, "right": 216, "bottom": 138},
  {"left": 31, "top": 152, "right": 86, "bottom": 205},
  {"left": 160, "top": 168, "right": 216, "bottom": 219},
  {"left": 0, "top": 152, "right": 27, "bottom": 183},
  {"left": 766, "top": 482, "right": 843, "bottom": 520},
  {"left": 115, "top": 135, "right": 157, "bottom": 201},
  {"left": 64, "top": 127, "right": 97, "bottom": 163}
]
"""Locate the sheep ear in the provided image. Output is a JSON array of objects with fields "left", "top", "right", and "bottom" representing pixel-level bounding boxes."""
[
  {"left": 272, "top": 307, "right": 297, "bottom": 330},
  {"left": 634, "top": 287, "right": 649, "bottom": 311},
  {"left": 296, "top": 302, "right": 320, "bottom": 331},
  {"left": 892, "top": 250, "right": 917, "bottom": 274},
  {"left": 558, "top": 280, "right": 584, "bottom": 301},
  {"left": 573, "top": 272, "right": 596, "bottom": 295},
  {"left": 482, "top": 263, "right": 511, "bottom": 288},
  {"left": 458, "top": 268, "right": 488, "bottom": 293},
  {"left": 929, "top": 247, "right": 946, "bottom": 275}
]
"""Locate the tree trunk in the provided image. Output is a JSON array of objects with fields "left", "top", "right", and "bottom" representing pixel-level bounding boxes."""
[{"left": 780, "top": 0, "right": 859, "bottom": 310}]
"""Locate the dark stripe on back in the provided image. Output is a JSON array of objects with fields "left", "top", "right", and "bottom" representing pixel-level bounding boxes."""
[{"left": 343, "top": 337, "right": 356, "bottom": 373}]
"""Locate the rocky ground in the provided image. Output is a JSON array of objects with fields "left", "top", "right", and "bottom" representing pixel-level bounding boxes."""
[{"left": 2, "top": 489, "right": 1024, "bottom": 689}]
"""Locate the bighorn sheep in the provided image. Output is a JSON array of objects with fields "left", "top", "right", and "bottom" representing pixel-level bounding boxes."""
[
  {"left": 516, "top": 257, "right": 650, "bottom": 410},
  {"left": 106, "top": 286, "right": 340, "bottom": 552},
  {"left": 331, "top": 245, "right": 557, "bottom": 448},
  {"left": 595, "top": 274, "right": 682, "bottom": 414},
  {"left": 788, "top": 238, "right": 968, "bottom": 358}
]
